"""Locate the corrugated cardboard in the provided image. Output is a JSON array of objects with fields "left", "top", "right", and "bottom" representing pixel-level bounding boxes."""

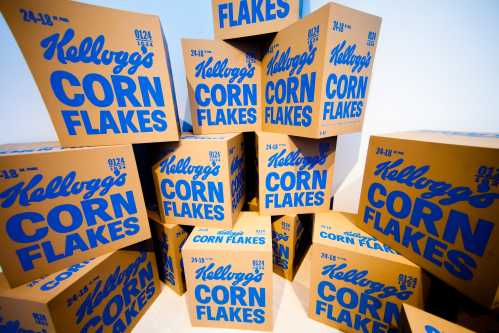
[
  {"left": 256, "top": 131, "right": 336, "bottom": 215},
  {"left": 148, "top": 209, "right": 190, "bottom": 295},
  {"left": 401, "top": 304, "right": 476, "bottom": 333},
  {"left": 0, "top": 247, "right": 160, "bottom": 333},
  {"left": 263, "top": 2, "right": 381, "bottom": 138},
  {"left": 357, "top": 131, "right": 499, "bottom": 309},
  {"left": 309, "top": 212, "right": 425, "bottom": 333},
  {"left": 0, "top": 142, "right": 150, "bottom": 288},
  {"left": 182, "top": 38, "right": 262, "bottom": 134},
  {"left": 182, "top": 212, "right": 273, "bottom": 331},
  {"left": 272, "top": 214, "right": 311, "bottom": 280},
  {"left": 152, "top": 133, "right": 245, "bottom": 228},
  {"left": 212, "top": 0, "right": 300, "bottom": 40},
  {"left": 0, "top": 0, "right": 180, "bottom": 147}
]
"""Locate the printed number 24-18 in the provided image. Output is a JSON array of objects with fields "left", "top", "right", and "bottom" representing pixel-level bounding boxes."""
[{"left": 20, "top": 9, "right": 54, "bottom": 26}]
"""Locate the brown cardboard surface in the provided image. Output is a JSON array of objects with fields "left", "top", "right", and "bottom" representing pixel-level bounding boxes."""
[
  {"left": 256, "top": 131, "right": 336, "bottom": 215},
  {"left": 309, "top": 212, "right": 425, "bottom": 332},
  {"left": 152, "top": 133, "right": 245, "bottom": 228},
  {"left": 212, "top": 0, "right": 300, "bottom": 40},
  {"left": 182, "top": 212, "right": 273, "bottom": 330},
  {"left": 149, "top": 212, "right": 190, "bottom": 295},
  {"left": 0, "top": 0, "right": 180, "bottom": 147},
  {"left": 0, "top": 142, "right": 150, "bottom": 287},
  {"left": 401, "top": 304, "right": 476, "bottom": 333},
  {"left": 0, "top": 248, "right": 160, "bottom": 333},
  {"left": 357, "top": 131, "right": 499, "bottom": 309},
  {"left": 182, "top": 38, "right": 262, "bottom": 134},
  {"left": 263, "top": 2, "right": 381, "bottom": 138}
]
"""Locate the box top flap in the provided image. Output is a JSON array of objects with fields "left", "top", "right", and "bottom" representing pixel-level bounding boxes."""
[
  {"left": 313, "top": 212, "right": 419, "bottom": 267},
  {"left": 375, "top": 131, "right": 499, "bottom": 149},
  {"left": 184, "top": 212, "right": 271, "bottom": 252},
  {"left": 0, "top": 142, "right": 129, "bottom": 156},
  {"left": 181, "top": 133, "right": 240, "bottom": 142}
]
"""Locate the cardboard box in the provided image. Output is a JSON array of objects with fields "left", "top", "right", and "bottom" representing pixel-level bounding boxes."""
[
  {"left": 256, "top": 131, "right": 336, "bottom": 215},
  {"left": 149, "top": 209, "right": 190, "bottom": 295},
  {"left": 152, "top": 133, "right": 245, "bottom": 228},
  {"left": 272, "top": 214, "right": 311, "bottom": 280},
  {"left": 212, "top": 0, "right": 300, "bottom": 40},
  {"left": 0, "top": 247, "right": 160, "bottom": 333},
  {"left": 401, "top": 304, "right": 475, "bottom": 333},
  {"left": 0, "top": 142, "right": 150, "bottom": 288},
  {"left": 182, "top": 212, "right": 273, "bottom": 331},
  {"left": 309, "top": 212, "right": 425, "bottom": 333},
  {"left": 357, "top": 131, "right": 499, "bottom": 309},
  {"left": 263, "top": 2, "right": 381, "bottom": 138},
  {"left": 0, "top": 0, "right": 180, "bottom": 147},
  {"left": 182, "top": 38, "right": 262, "bottom": 134}
]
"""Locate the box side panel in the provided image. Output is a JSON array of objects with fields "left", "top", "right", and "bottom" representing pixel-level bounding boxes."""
[
  {"left": 262, "top": 5, "right": 330, "bottom": 138},
  {"left": 357, "top": 135, "right": 499, "bottom": 308},
  {"left": 0, "top": 297, "right": 54, "bottom": 333},
  {"left": 152, "top": 139, "right": 234, "bottom": 228},
  {"left": 318, "top": 3, "right": 381, "bottom": 137},
  {"left": 0, "top": 0, "right": 180, "bottom": 146},
  {"left": 0, "top": 145, "right": 150, "bottom": 287},
  {"left": 182, "top": 39, "right": 262, "bottom": 134},
  {"left": 258, "top": 133, "right": 337, "bottom": 215},
  {"left": 50, "top": 250, "right": 160, "bottom": 333},
  {"left": 183, "top": 247, "right": 273, "bottom": 331},
  {"left": 308, "top": 243, "right": 423, "bottom": 332}
]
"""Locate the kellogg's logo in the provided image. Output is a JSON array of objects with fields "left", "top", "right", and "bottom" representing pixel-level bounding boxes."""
[
  {"left": 195, "top": 262, "right": 263, "bottom": 286},
  {"left": 75, "top": 252, "right": 147, "bottom": 324},
  {"left": 159, "top": 155, "right": 220, "bottom": 180},
  {"left": 267, "top": 147, "right": 329, "bottom": 170},
  {"left": 0, "top": 171, "right": 127, "bottom": 209},
  {"left": 330, "top": 40, "right": 371, "bottom": 73},
  {"left": 266, "top": 46, "right": 317, "bottom": 77},
  {"left": 321, "top": 263, "right": 413, "bottom": 300},
  {"left": 374, "top": 159, "right": 499, "bottom": 209},
  {"left": 40, "top": 28, "right": 154, "bottom": 75},
  {"left": 194, "top": 56, "right": 255, "bottom": 83}
]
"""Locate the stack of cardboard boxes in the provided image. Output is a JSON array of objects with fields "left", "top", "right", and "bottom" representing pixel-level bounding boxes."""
[
  {"left": 0, "top": 0, "right": 497, "bottom": 332},
  {"left": 0, "top": 0, "right": 178, "bottom": 331}
]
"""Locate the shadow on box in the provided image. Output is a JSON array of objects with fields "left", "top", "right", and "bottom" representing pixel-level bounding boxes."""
[{"left": 424, "top": 274, "right": 499, "bottom": 333}]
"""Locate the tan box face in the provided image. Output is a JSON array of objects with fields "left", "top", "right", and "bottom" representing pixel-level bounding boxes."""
[
  {"left": 272, "top": 214, "right": 310, "bottom": 280},
  {"left": 152, "top": 133, "right": 245, "bottom": 228},
  {"left": 212, "top": 0, "right": 300, "bottom": 40},
  {"left": 263, "top": 3, "right": 381, "bottom": 138},
  {"left": 0, "top": 143, "right": 150, "bottom": 287},
  {"left": 149, "top": 210, "right": 190, "bottom": 295},
  {"left": 0, "top": 248, "right": 160, "bottom": 333},
  {"left": 182, "top": 212, "right": 273, "bottom": 331},
  {"left": 0, "top": 0, "right": 180, "bottom": 147},
  {"left": 182, "top": 39, "right": 262, "bottom": 134},
  {"left": 257, "top": 132, "right": 336, "bottom": 215},
  {"left": 309, "top": 212, "right": 425, "bottom": 333},
  {"left": 401, "top": 304, "right": 475, "bottom": 333},
  {"left": 357, "top": 131, "right": 499, "bottom": 309}
]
